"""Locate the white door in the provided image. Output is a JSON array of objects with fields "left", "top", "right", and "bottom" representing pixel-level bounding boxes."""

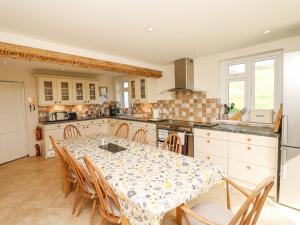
[{"left": 0, "top": 82, "right": 27, "bottom": 164}]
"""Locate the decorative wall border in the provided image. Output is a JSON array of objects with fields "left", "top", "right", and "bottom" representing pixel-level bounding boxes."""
[{"left": 0, "top": 42, "right": 162, "bottom": 78}]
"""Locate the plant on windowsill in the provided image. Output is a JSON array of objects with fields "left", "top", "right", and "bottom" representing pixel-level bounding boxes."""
[{"left": 222, "top": 103, "right": 235, "bottom": 120}]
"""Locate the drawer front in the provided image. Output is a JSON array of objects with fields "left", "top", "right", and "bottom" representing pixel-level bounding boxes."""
[
  {"left": 197, "top": 153, "right": 227, "bottom": 174},
  {"left": 194, "top": 128, "right": 228, "bottom": 140},
  {"left": 228, "top": 142, "right": 276, "bottom": 168},
  {"left": 228, "top": 160, "right": 274, "bottom": 186},
  {"left": 194, "top": 136, "right": 228, "bottom": 157},
  {"left": 228, "top": 133, "right": 277, "bottom": 147},
  {"left": 44, "top": 123, "right": 67, "bottom": 131}
]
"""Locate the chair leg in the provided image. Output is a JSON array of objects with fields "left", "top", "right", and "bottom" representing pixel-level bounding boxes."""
[
  {"left": 90, "top": 199, "right": 97, "bottom": 225},
  {"left": 76, "top": 196, "right": 87, "bottom": 217},
  {"left": 72, "top": 184, "right": 79, "bottom": 215},
  {"left": 176, "top": 206, "right": 183, "bottom": 225}
]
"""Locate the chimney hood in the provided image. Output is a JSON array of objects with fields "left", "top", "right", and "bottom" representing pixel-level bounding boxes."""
[{"left": 160, "top": 58, "right": 194, "bottom": 93}]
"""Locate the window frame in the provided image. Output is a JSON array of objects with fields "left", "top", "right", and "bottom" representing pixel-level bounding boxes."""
[
  {"left": 251, "top": 55, "right": 278, "bottom": 111},
  {"left": 220, "top": 50, "right": 283, "bottom": 119}
]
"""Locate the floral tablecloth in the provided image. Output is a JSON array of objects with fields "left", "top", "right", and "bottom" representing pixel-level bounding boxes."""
[{"left": 59, "top": 134, "right": 224, "bottom": 225}]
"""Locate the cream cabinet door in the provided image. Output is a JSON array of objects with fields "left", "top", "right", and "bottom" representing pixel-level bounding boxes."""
[
  {"left": 57, "top": 79, "right": 73, "bottom": 105},
  {"left": 73, "top": 80, "right": 87, "bottom": 104},
  {"left": 129, "top": 79, "right": 137, "bottom": 103},
  {"left": 139, "top": 78, "right": 147, "bottom": 103},
  {"left": 38, "top": 77, "right": 58, "bottom": 105},
  {"left": 86, "top": 81, "right": 99, "bottom": 104}
]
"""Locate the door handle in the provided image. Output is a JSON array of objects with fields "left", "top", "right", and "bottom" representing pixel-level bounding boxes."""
[
  {"left": 282, "top": 115, "right": 288, "bottom": 145},
  {"left": 280, "top": 147, "right": 287, "bottom": 177}
]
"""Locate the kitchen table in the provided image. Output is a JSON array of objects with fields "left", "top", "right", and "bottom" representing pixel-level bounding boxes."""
[{"left": 59, "top": 134, "right": 224, "bottom": 225}]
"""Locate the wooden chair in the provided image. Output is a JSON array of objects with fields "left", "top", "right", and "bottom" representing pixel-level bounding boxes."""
[
  {"left": 64, "top": 124, "right": 81, "bottom": 140},
  {"left": 84, "top": 156, "right": 121, "bottom": 225},
  {"left": 114, "top": 123, "right": 129, "bottom": 139},
  {"left": 176, "top": 176, "right": 274, "bottom": 225},
  {"left": 131, "top": 128, "right": 148, "bottom": 144},
  {"left": 49, "top": 135, "right": 76, "bottom": 197},
  {"left": 63, "top": 148, "right": 98, "bottom": 225},
  {"left": 162, "top": 133, "right": 182, "bottom": 154}
]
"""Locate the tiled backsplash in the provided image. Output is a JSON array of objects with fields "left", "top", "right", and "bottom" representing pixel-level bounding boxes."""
[
  {"left": 38, "top": 91, "right": 221, "bottom": 122},
  {"left": 133, "top": 91, "right": 221, "bottom": 122}
]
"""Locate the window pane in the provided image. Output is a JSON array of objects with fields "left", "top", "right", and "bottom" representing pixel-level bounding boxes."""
[
  {"left": 228, "top": 81, "right": 245, "bottom": 111},
  {"left": 229, "top": 64, "right": 246, "bottom": 75},
  {"left": 123, "top": 82, "right": 128, "bottom": 88},
  {"left": 123, "top": 91, "right": 129, "bottom": 108},
  {"left": 254, "top": 59, "right": 274, "bottom": 109}
]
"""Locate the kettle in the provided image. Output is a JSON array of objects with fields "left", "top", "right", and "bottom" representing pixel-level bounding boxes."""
[{"left": 152, "top": 109, "right": 160, "bottom": 119}]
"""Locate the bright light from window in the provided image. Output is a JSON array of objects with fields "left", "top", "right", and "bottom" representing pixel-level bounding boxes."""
[
  {"left": 123, "top": 91, "right": 129, "bottom": 108},
  {"left": 254, "top": 59, "right": 275, "bottom": 109},
  {"left": 123, "top": 82, "right": 128, "bottom": 88},
  {"left": 229, "top": 63, "right": 246, "bottom": 75},
  {"left": 228, "top": 80, "right": 245, "bottom": 112}
]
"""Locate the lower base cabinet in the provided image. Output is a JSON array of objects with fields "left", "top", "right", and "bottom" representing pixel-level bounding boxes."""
[{"left": 194, "top": 128, "right": 278, "bottom": 197}]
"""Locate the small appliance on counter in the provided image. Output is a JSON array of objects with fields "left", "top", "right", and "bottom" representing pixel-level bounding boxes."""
[
  {"left": 47, "top": 111, "right": 69, "bottom": 122},
  {"left": 109, "top": 105, "right": 117, "bottom": 117},
  {"left": 68, "top": 112, "right": 77, "bottom": 120}
]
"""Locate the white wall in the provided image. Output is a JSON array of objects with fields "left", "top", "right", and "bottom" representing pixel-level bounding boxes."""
[
  {"left": 194, "top": 35, "right": 300, "bottom": 98},
  {"left": 0, "top": 67, "right": 38, "bottom": 156}
]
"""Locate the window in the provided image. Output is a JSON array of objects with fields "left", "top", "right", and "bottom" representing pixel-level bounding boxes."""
[
  {"left": 254, "top": 59, "right": 275, "bottom": 109},
  {"left": 122, "top": 81, "right": 129, "bottom": 108},
  {"left": 228, "top": 80, "right": 246, "bottom": 111},
  {"left": 228, "top": 63, "right": 246, "bottom": 75},
  {"left": 221, "top": 51, "right": 282, "bottom": 119}
]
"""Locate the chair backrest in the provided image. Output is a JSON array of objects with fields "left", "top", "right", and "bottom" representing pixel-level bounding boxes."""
[
  {"left": 131, "top": 128, "right": 147, "bottom": 144},
  {"left": 230, "top": 176, "right": 274, "bottom": 225},
  {"left": 84, "top": 156, "right": 121, "bottom": 223},
  {"left": 64, "top": 124, "right": 81, "bottom": 140},
  {"left": 63, "top": 148, "right": 94, "bottom": 195},
  {"left": 114, "top": 123, "right": 129, "bottom": 139},
  {"left": 49, "top": 135, "right": 67, "bottom": 166},
  {"left": 162, "top": 133, "right": 182, "bottom": 154}
]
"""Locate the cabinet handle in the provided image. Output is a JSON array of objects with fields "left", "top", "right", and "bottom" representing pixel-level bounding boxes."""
[
  {"left": 59, "top": 101, "right": 61, "bottom": 103},
  {"left": 57, "top": 125, "right": 60, "bottom": 128},
  {"left": 86, "top": 126, "right": 89, "bottom": 128},
  {"left": 99, "top": 125, "right": 102, "bottom": 127},
  {"left": 207, "top": 140, "right": 210, "bottom": 143},
  {"left": 206, "top": 156, "right": 211, "bottom": 160},
  {"left": 247, "top": 138, "right": 251, "bottom": 142},
  {"left": 247, "top": 146, "right": 251, "bottom": 150},
  {"left": 246, "top": 165, "right": 251, "bottom": 170},
  {"left": 207, "top": 132, "right": 210, "bottom": 136}
]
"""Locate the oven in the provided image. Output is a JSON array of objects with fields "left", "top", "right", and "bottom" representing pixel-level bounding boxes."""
[{"left": 156, "top": 121, "right": 194, "bottom": 157}]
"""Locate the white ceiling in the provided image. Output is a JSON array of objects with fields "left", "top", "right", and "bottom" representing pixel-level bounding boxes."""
[{"left": 0, "top": 0, "right": 300, "bottom": 65}]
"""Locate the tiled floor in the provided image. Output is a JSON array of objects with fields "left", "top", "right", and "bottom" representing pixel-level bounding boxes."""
[{"left": 0, "top": 157, "right": 298, "bottom": 225}]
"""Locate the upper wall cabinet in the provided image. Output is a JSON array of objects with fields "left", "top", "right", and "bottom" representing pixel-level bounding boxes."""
[
  {"left": 129, "top": 77, "right": 157, "bottom": 103},
  {"left": 36, "top": 75, "right": 99, "bottom": 106},
  {"left": 73, "top": 80, "right": 99, "bottom": 104}
]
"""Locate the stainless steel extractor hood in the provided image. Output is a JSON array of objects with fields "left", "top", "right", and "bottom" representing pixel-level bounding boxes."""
[{"left": 160, "top": 58, "right": 194, "bottom": 93}]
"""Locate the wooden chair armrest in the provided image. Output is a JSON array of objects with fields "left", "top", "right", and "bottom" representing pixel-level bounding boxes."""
[
  {"left": 180, "top": 204, "right": 218, "bottom": 225},
  {"left": 222, "top": 177, "right": 250, "bottom": 197}
]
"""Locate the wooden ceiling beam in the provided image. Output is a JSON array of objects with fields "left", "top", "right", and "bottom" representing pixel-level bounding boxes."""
[{"left": 0, "top": 42, "right": 162, "bottom": 78}]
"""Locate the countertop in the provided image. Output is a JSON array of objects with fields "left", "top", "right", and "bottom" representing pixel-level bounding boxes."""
[
  {"left": 193, "top": 123, "right": 279, "bottom": 137},
  {"left": 41, "top": 116, "right": 279, "bottom": 137},
  {"left": 40, "top": 115, "right": 159, "bottom": 125}
]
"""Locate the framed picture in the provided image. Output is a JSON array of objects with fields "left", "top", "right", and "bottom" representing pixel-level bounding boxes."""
[{"left": 100, "top": 87, "right": 108, "bottom": 96}]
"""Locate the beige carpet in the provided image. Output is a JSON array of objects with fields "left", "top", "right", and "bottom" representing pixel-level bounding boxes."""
[{"left": 0, "top": 157, "right": 298, "bottom": 225}]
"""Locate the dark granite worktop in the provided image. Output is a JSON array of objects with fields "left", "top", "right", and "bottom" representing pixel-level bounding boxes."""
[
  {"left": 193, "top": 123, "right": 279, "bottom": 138},
  {"left": 41, "top": 116, "right": 278, "bottom": 138},
  {"left": 40, "top": 115, "right": 160, "bottom": 125}
]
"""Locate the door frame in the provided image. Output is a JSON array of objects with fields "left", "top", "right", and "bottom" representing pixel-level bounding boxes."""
[{"left": 0, "top": 80, "right": 29, "bottom": 159}]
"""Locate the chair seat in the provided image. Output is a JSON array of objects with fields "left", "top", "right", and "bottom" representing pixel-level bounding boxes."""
[{"left": 182, "top": 202, "right": 234, "bottom": 225}]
